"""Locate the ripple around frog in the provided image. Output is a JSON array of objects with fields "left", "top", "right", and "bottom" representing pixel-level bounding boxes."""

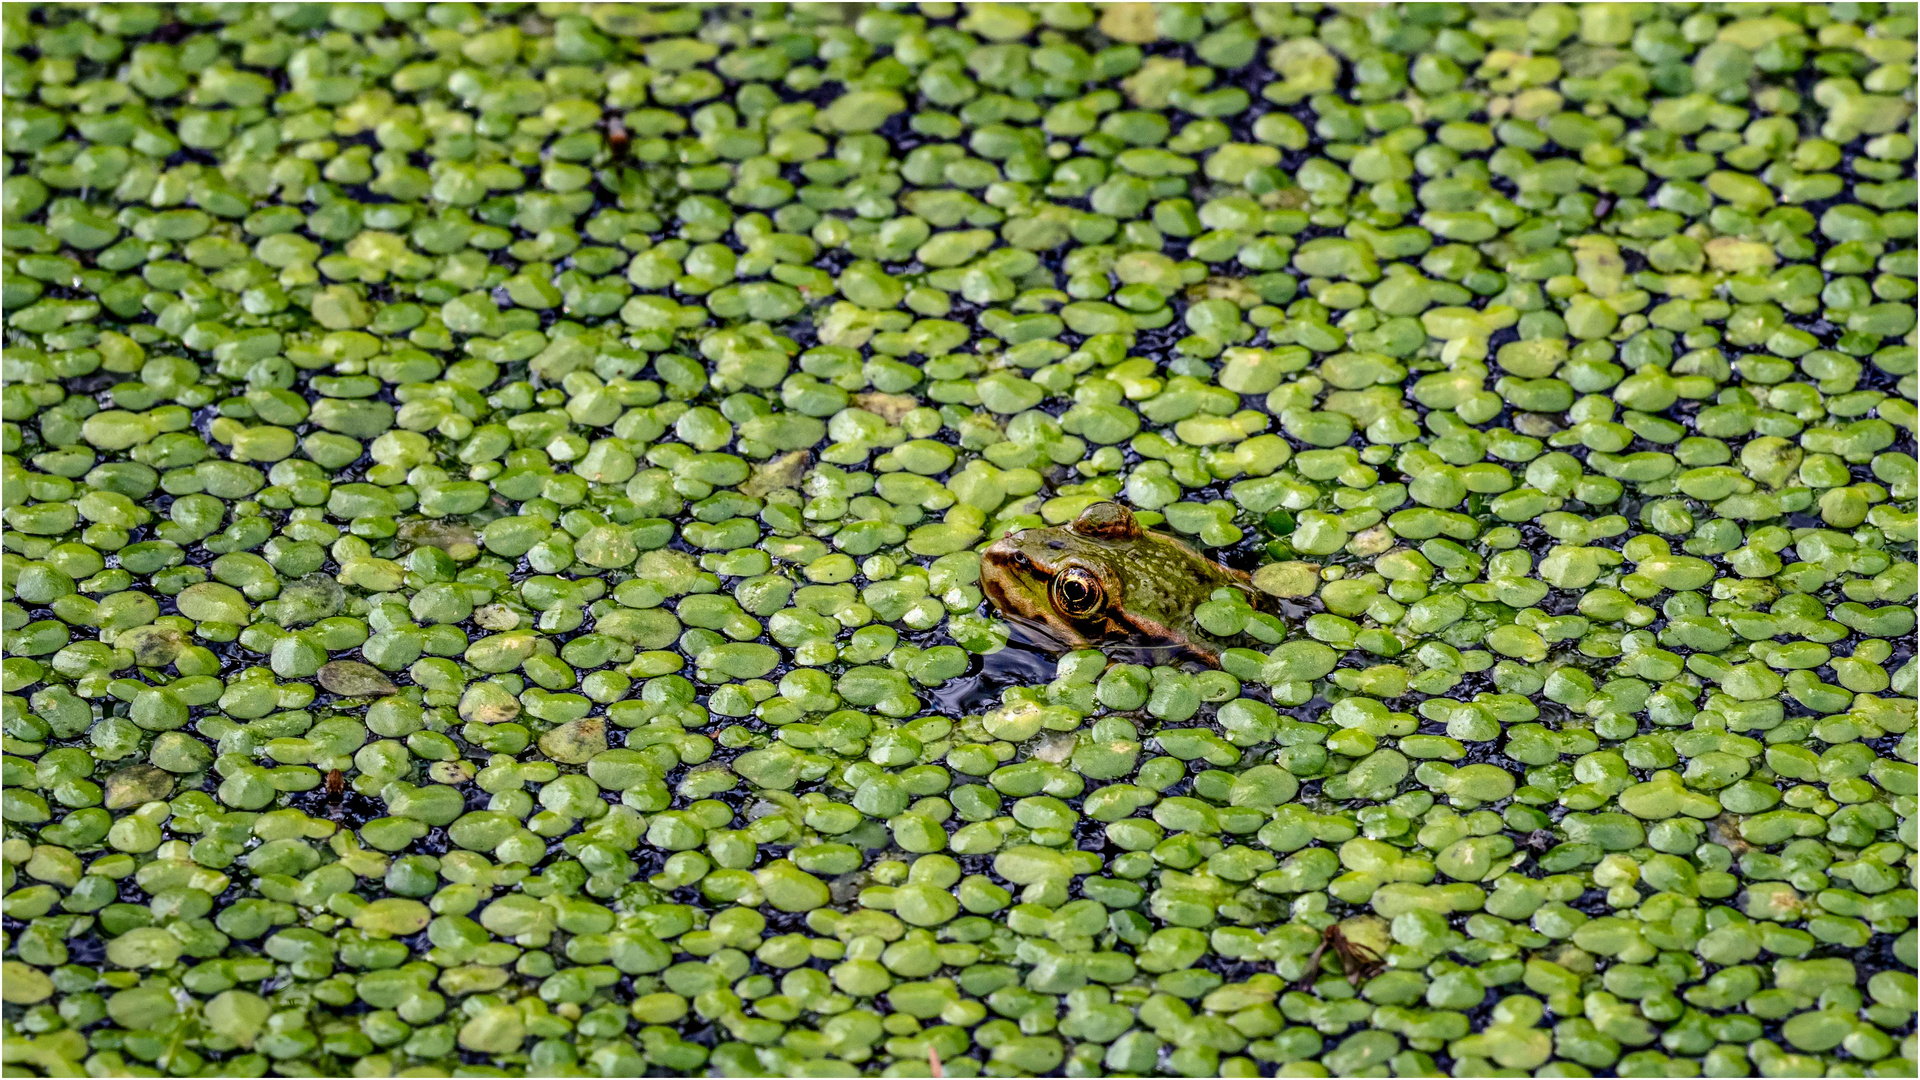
[
  {"left": 926, "top": 627, "right": 1063, "bottom": 717},
  {"left": 929, "top": 622, "right": 1217, "bottom": 717}
]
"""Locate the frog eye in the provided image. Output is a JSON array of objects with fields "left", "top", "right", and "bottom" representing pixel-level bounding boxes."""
[{"left": 1052, "top": 567, "right": 1106, "bottom": 618}]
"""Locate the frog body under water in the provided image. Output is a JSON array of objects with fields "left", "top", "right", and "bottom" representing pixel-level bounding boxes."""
[{"left": 979, "top": 502, "right": 1268, "bottom": 666}]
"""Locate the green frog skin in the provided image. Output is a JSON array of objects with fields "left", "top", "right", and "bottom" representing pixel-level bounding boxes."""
[{"left": 979, "top": 501, "right": 1265, "bottom": 665}]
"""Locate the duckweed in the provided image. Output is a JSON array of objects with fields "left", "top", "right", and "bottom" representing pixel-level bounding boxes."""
[{"left": 1, "top": 2, "right": 1916, "bottom": 1078}]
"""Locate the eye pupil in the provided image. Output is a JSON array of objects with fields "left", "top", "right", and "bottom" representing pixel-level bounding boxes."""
[{"left": 1055, "top": 570, "right": 1103, "bottom": 616}]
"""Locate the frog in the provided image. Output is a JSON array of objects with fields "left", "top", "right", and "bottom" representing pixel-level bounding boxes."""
[{"left": 979, "top": 501, "right": 1266, "bottom": 665}]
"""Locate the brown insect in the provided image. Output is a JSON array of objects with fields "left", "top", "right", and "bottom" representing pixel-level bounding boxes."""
[
  {"left": 323, "top": 769, "right": 349, "bottom": 821},
  {"left": 606, "top": 116, "right": 628, "bottom": 155},
  {"left": 1294, "top": 924, "right": 1386, "bottom": 991}
]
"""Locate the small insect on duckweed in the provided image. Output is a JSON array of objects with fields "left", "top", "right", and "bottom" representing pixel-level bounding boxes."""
[
  {"left": 1294, "top": 924, "right": 1386, "bottom": 991},
  {"left": 606, "top": 116, "right": 628, "bottom": 155},
  {"left": 325, "top": 770, "right": 347, "bottom": 820}
]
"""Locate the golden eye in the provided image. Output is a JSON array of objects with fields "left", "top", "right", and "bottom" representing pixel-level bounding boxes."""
[{"left": 1052, "top": 567, "right": 1105, "bottom": 618}]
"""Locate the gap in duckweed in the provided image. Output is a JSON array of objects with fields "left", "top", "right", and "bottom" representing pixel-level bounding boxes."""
[{"left": 0, "top": 2, "right": 1915, "bottom": 1078}]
